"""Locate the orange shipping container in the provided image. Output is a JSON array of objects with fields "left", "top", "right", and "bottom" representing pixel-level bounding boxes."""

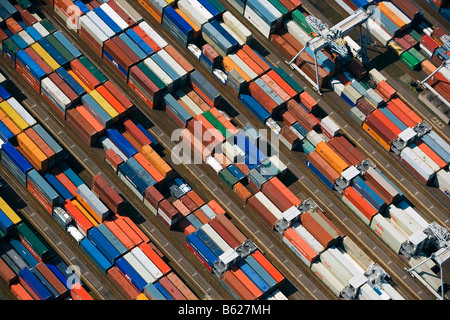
[
  {"left": 222, "top": 56, "right": 251, "bottom": 82},
  {"left": 233, "top": 182, "right": 252, "bottom": 203},
  {"left": 415, "top": 140, "right": 447, "bottom": 169},
  {"left": 0, "top": 113, "right": 21, "bottom": 136},
  {"left": 140, "top": 144, "right": 173, "bottom": 178},
  {"left": 315, "top": 141, "right": 348, "bottom": 174},
  {"left": 235, "top": 49, "right": 264, "bottom": 76},
  {"left": 260, "top": 74, "right": 291, "bottom": 101},
  {"left": 111, "top": 215, "right": 143, "bottom": 247},
  {"left": 283, "top": 228, "right": 319, "bottom": 263},
  {"left": 119, "top": 214, "right": 150, "bottom": 243},
  {"left": 138, "top": 242, "right": 171, "bottom": 275},
  {"left": 362, "top": 122, "right": 391, "bottom": 151},
  {"left": 10, "top": 283, "right": 34, "bottom": 300},
  {"left": 133, "top": 152, "right": 165, "bottom": 185},
  {"left": 75, "top": 105, "right": 105, "bottom": 134},
  {"left": 222, "top": 270, "right": 255, "bottom": 300},
  {"left": 17, "top": 132, "right": 48, "bottom": 171},
  {"left": 96, "top": 85, "right": 127, "bottom": 117},
  {"left": 251, "top": 250, "right": 285, "bottom": 284},
  {"left": 378, "top": 2, "right": 407, "bottom": 29},
  {"left": 104, "top": 219, "right": 136, "bottom": 250},
  {"left": 230, "top": 266, "right": 261, "bottom": 299},
  {"left": 390, "top": 98, "right": 421, "bottom": 125}
]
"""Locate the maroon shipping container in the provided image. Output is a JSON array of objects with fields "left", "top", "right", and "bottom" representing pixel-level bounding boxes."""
[
  {"left": 92, "top": 174, "right": 125, "bottom": 214},
  {"left": 103, "top": 81, "right": 134, "bottom": 112},
  {"left": 364, "top": 167, "right": 399, "bottom": 203},
  {"left": 129, "top": 65, "right": 160, "bottom": 106},
  {"left": 159, "top": 276, "right": 187, "bottom": 300},
  {"left": 287, "top": 99, "right": 320, "bottom": 131},
  {"left": 215, "top": 214, "right": 247, "bottom": 245},
  {"left": 66, "top": 108, "right": 98, "bottom": 146},
  {"left": 260, "top": 179, "right": 295, "bottom": 212},
  {"left": 247, "top": 195, "right": 278, "bottom": 230},
  {"left": 270, "top": 32, "right": 298, "bottom": 60},
  {"left": 158, "top": 199, "right": 182, "bottom": 228},
  {"left": 186, "top": 190, "right": 205, "bottom": 208},
  {"left": 314, "top": 209, "right": 344, "bottom": 239},
  {"left": 165, "top": 272, "right": 198, "bottom": 300},
  {"left": 222, "top": 270, "right": 254, "bottom": 300},
  {"left": 241, "top": 44, "right": 271, "bottom": 73},
  {"left": 280, "top": 125, "right": 299, "bottom": 149},
  {"left": 107, "top": 0, "right": 136, "bottom": 27},
  {"left": 327, "top": 138, "right": 360, "bottom": 166},
  {"left": 180, "top": 194, "right": 198, "bottom": 213},
  {"left": 356, "top": 97, "right": 376, "bottom": 116},
  {"left": 390, "top": 0, "right": 421, "bottom": 20},
  {"left": 307, "top": 150, "right": 340, "bottom": 183},
  {"left": 335, "top": 136, "right": 365, "bottom": 163},
  {"left": 342, "top": 0, "right": 358, "bottom": 10},
  {"left": 79, "top": 24, "right": 103, "bottom": 57},
  {"left": 35, "top": 262, "right": 69, "bottom": 299},
  {"left": 49, "top": 72, "right": 78, "bottom": 104},
  {"left": 17, "top": 8, "right": 38, "bottom": 27},
  {"left": 208, "top": 218, "right": 241, "bottom": 248},
  {"left": 326, "top": 139, "right": 353, "bottom": 167},
  {"left": 107, "top": 266, "right": 140, "bottom": 300},
  {"left": 164, "top": 45, "right": 194, "bottom": 74},
  {"left": 0, "top": 257, "right": 17, "bottom": 285},
  {"left": 144, "top": 185, "right": 164, "bottom": 210},
  {"left": 364, "top": 112, "right": 398, "bottom": 144},
  {"left": 300, "top": 211, "right": 334, "bottom": 248},
  {"left": 282, "top": 110, "right": 297, "bottom": 126},
  {"left": 347, "top": 59, "right": 367, "bottom": 80},
  {"left": 105, "top": 147, "right": 124, "bottom": 171},
  {"left": 248, "top": 81, "right": 279, "bottom": 114},
  {"left": 202, "top": 43, "right": 220, "bottom": 63},
  {"left": 123, "top": 119, "right": 151, "bottom": 147},
  {"left": 24, "top": 47, "right": 53, "bottom": 75}
]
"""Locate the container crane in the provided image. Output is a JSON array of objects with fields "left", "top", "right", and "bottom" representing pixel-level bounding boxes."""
[
  {"left": 419, "top": 35, "right": 450, "bottom": 109},
  {"left": 287, "top": 8, "right": 373, "bottom": 94}
]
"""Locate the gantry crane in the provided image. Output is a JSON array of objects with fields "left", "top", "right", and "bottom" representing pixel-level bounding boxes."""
[{"left": 287, "top": 8, "right": 373, "bottom": 94}]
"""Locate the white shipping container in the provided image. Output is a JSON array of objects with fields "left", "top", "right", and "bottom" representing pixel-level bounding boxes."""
[
  {"left": 342, "top": 194, "right": 373, "bottom": 225},
  {"left": 101, "top": 137, "right": 128, "bottom": 161},
  {"left": 319, "top": 248, "right": 354, "bottom": 286},
  {"left": 381, "top": 282, "right": 405, "bottom": 300},
  {"left": 310, "top": 260, "right": 345, "bottom": 297},
  {"left": 124, "top": 252, "right": 156, "bottom": 284},
  {"left": 284, "top": 20, "right": 311, "bottom": 46},
  {"left": 159, "top": 50, "right": 188, "bottom": 82},
  {"left": 222, "top": 11, "right": 252, "bottom": 43},
  {"left": 206, "top": 155, "right": 223, "bottom": 174},
  {"left": 228, "top": 53, "right": 258, "bottom": 80},
  {"left": 321, "top": 116, "right": 340, "bottom": 137},
  {"left": 131, "top": 247, "right": 163, "bottom": 280},
  {"left": 435, "top": 169, "right": 450, "bottom": 194},
  {"left": 306, "top": 130, "right": 324, "bottom": 147},
  {"left": 370, "top": 214, "right": 407, "bottom": 254},
  {"left": 41, "top": 78, "right": 71, "bottom": 109},
  {"left": 115, "top": 0, "right": 143, "bottom": 23},
  {"left": 343, "top": 83, "right": 362, "bottom": 104},
  {"left": 387, "top": 205, "right": 422, "bottom": 236},
  {"left": 327, "top": 246, "right": 362, "bottom": 277},
  {"left": 330, "top": 77, "right": 345, "bottom": 96},
  {"left": 267, "top": 155, "right": 287, "bottom": 174},
  {"left": 77, "top": 184, "right": 109, "bottom": 221},
  {"left": 32, "top": 22, "right": 50, "bottom": 38},
  {"left": 176, "top": 90, "right": 202, "bottom": 116},
  {"left": 7, "top": 97, "right": 37, "bottom": 127},
  {"left": 382, "top": 1, "right": 411, "bottom": 26},
  {"left": 369, "top": 68, "right": 387, "bottom": 84},
  {"left": 222, "top": 141, "right": 239, "bottom": 162},
  {"left": 338, "top": 249, "right": 366, "bottom": 274},
  {"left": 143, "top": 57, "right": 174, "bottom": 91},
  {"left": 397, "top": 200, "right": 429, "bottom": 230},
  {"left": 341, "top": 236, "right": 373, "bottom": 270},
  {"left": 219, "top": 22, "right": 245, "bottom": 46},
  {"left": 255, "top": 192, "right": 283, "bottom": 220},
  {"left": 367, "top": 19, "right": 392, "bottom": 46},
  {"left": 292, "top": 222, "right": 324, "bottom": 254},
  {"left": 282, "top": 235, "right": 313, "bottom": 267},
  {"left": 86, "top": 11, "right": 115, "bottom": 38},
  {"left": 400, "top": 147, "right": 435, "bottom": 181},
  {"left": 358, "top": 283, "right": 381, "bottom": 300},
  {"left": 244, "top": 5, "right": 273, "bottom": 39},
  {"left": 100, "top": 3, "right": 129, "bottom": 30},
  {"left": 18, "top": 30, "right": 35, "bottom": 46},
  {"left": 200, "top": 224, "right": 232, "bottom": 253},
  {"left": 80, "top": 15, "right": 108, "bottom": 45},
  {"left": 178, "top": 0, "right": 209, "bottom": 29},
  {"left": 138, "top": 21, "right": 168, "bottom": 48}
]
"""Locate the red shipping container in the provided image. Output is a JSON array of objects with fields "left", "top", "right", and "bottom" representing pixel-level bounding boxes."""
[
  {"left": 241, "top": 44, "right": 271, "bottom": 73},
  {"left": 343, "top": 187, "right": 378, "bottom": 223},
  {"left": 215, "top": 214, "right": 247, "bottom": 244},
  {"left": 247, "top": 195, "right": 279, "bottom": 230},
  {"left": 70, "top": 59, "right": 100, "bottom": 91},
  {"left": 70, "top": 283, "right": 94, "bottom": 300},
  {"left": 299, "top": 91, "right": 318, "bottom": 111},
  {"left": 251, "top": 250, "right": 285, "bottom": 285},
  {"left": 138, "top": 242, "right": 171, "bottom": 275},
  {"left": 159, "top": 276, "right": 186, "bottom": 300},
  {"left": 62, "top": 199, "right": 94, "bottom": 235},
  {"left": 107, "top": 0, "right": 136, "bottom": 27},
  {"left": 267, "top": 70, "right": 297, "bottom": 99},
  {"left": 300, "top": 211, "right": 334, "bottom": 248},
  {"left": 104, "top": 219, "right": 136, "bottom": 250},
  {"left": 107, "top": 266, "right": 140, "bottom": 300},
  {"left": 208, "top": 218, "right": 241, "bottom": 248},
  {"left": 420, "top": 35, "right": 439, "bottom": 55}
]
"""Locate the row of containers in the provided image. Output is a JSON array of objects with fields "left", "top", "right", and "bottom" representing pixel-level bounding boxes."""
[
  {"left": 0, "top": 71, "right": 202, "bottom": 301},
  {"left": 334, "top": 0, "right": 450, "bottom": 121},
  {"left": 3, "top": 0, "right": 292, "bottom": 301},
  {"left": 49, "top": 0, "right": 444, "bottom": 299},
  {"left": 218, "top": 0, "right": 450, "bottom": 197},
  {"left": 0, "top": 191, "right": 95, "bottom": 300}
]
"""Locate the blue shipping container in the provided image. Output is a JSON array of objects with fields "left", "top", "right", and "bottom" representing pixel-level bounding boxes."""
[
  {"left": 107, "top": 128, "right": 138, "bottom": 159},
  {"left": 239, "top": 94, "right": 271, "bottom": 123},
  {"left": 80, "top": 238, "right": 112, "bottom": 273},
  {"left": 115, "top": 256, "right": 147, "bottom": 292},
  {"left": 18, "top": 267, "right": 52, "bottom": 300},
  {"left": 87, "top": 227, "right": 121, "bottom": 264},
  {"left": 352, "top": 176, "right": 386, "bottom": 212}
]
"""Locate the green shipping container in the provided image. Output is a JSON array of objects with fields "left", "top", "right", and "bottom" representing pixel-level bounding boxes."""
[
  {"left": 45, "top": 34, "right": 75, "bottom": 63},
  {"left": 408, "top": 29, "right": 422, "bottom": 43},
  {"left": 261, "top": 158, "right": 280, "bottom": 176},
  {"left": 40, "top": 19, "right": 57, "bottom": 34},
  {"left": 268, "top": 0, "right": 289, "bottom": 15},
  {"left": 208, "top": 0, "right": 226, "bottom": 13},
  {"left": 291, "top": 10, "right": 314, "bottom": 35},
  {"left": 408, "top": 47, "right": 425, "bottom": 63},
  {"left": 219, "top": 168, "right": 238, "bottom": 189},
  {"left": 3, "top": 38, "right": 21, "bottom": 61},
  {"left": 400, "top": 51, "right": 420, "bottom": 70},
  {"left": 203, "top": 110, "right": 229, "bottom": 138},
  {"left": 274, "top": 66, "right": 304, "bottom": 94},
  {"left": 16, "top": 222, "right": 52, "bottom": 261},
  {"left": 79, "top": 56, "right": 108, "bottom": 84},
  {"left": 137, "top": 62, "right": 167, "bottom": 91},
  {"left": 17, "top": 0, "right": 33, "bottom": 9}
]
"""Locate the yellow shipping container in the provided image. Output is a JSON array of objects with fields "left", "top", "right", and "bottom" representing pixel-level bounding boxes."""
[
  {"left": 135, "top": 293, "right": 149, "bottom": 300},
  {"left": 140, "top": 144, "right": 173, "bottom": 178},
  {"left": 315, "top": 141, "right": 348, "bottom": 174},
  {"left": 72, "top": 199, "right": 100, "bottom": 227},
  {"left": 90, "top": 90, "right": 119, "bottom": 122},
  {"left": 17, "top": 132, "right": 48, "bottom": 171},
  {"left": 31, "top": 43, "right": 60, "bottom": 71},
  {"left": 0, "top": 109, "right": 21, "bottom": 136},
  {"left": 222, "top": 56, "right": 251, "bottom": 82},
  {"left": 362, "top": 123, "right": 391, "bottom": 152},
  {"left": 68, "top": 70, "right": 92, "bottom": 93},
  {"left": 0, "top": 197, "right": 21, "bottom": 225},
  {"left": 0, "top": 101, "right": 29, "bottom": 131}
]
